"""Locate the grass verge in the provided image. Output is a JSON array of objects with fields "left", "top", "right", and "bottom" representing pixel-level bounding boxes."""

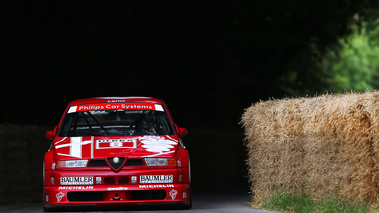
[{"left": 257, "top": 188, "right": 373, "bottom": 213}]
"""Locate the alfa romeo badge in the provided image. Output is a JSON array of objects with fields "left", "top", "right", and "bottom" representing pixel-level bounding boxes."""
[{"left": 113, "top": 157, "right": 120, "bottom": 164}]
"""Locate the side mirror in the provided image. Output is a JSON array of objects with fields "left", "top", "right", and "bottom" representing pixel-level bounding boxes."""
[
  {"left": 46, "top": 126, "right": 57, "bottom": 140},
  {"left": 178, "top": 127, "right": 188, "bottom": 138}
]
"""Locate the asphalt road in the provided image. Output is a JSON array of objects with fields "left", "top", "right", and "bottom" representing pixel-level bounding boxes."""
[{"left": 0, "top": 191, "right": 276, "bottom": 213}]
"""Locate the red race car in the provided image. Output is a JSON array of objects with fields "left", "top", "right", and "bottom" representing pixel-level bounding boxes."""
[{"left": 43, "top": 97, "right": 191, "bottom": 211}]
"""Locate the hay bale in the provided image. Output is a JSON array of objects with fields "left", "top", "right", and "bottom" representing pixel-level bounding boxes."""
[{"left": 241, "top": 91, "right": 379, "bottom": 203}]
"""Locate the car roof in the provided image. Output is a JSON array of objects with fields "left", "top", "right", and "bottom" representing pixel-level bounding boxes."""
[{"left": 69, "top": 97, "right": 163, "bottom": 106}]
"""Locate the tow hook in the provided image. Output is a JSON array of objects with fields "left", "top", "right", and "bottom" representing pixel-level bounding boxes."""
[{"left": 112, "top": 193, "right": 121, "bottom": 200}]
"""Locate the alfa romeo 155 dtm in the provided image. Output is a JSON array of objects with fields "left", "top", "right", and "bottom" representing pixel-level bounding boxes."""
[{"left": 43, "top": 97, "right": 191, "bottom": 211}]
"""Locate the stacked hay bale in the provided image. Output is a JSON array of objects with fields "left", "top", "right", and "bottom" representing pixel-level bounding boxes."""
[{"left": 241, "top": 91, "right": 379, "bottom": 203}]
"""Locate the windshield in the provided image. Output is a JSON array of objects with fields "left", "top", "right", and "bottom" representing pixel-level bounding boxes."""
[{"left": 58, "top": 109, "right": 174, "bottom": 137}]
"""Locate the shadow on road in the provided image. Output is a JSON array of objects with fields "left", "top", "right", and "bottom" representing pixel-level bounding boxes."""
[{"left": 0, "top": 190, "right": 276, "bottom": 213}]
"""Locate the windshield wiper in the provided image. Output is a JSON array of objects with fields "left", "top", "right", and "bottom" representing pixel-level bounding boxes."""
[
  {"left": 85, "top": 111, "right": 110, "bottom": 135},
  {"left": 63, "top": 130, "right": 104, "bottom": 136}
]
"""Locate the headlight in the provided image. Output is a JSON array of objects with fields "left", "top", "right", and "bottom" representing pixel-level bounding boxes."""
[
  {"left": 145, "top": 158, "right": 176, "bottom": 167},
  {"left": 57, "top": 160, "right": 88, "bottom": 168}
]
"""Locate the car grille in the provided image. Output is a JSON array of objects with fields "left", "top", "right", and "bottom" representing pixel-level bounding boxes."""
[
  {"left": 119, "top": 176, "right": 129, "bottom": 184},
  {"left": 88, "top": 159, "right": 143, "bottom": 167},
  {"left": 102, "top": 176, "right": 130, "bottom": 184},
  {"left": 104, "top": 177, "right": 116, "bottom": 184}
]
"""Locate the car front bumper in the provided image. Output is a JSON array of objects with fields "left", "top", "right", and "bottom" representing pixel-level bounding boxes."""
[
  {"left": 44, "top": 183, "right": 190, "bottom": 209},
  {"left": 44, "top": 168, "right": 190, "bottom": 209}
]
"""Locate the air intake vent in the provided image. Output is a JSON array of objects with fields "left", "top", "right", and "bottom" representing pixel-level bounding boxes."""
[
  {"left": 67, "top": 192, "right": 103, "bottom": 201},
  {"left": 89, "top": 159, "right": 143, "bottom": 167},
  {"left": 131, "top": 190, "right": 166, "bottom": 200}
]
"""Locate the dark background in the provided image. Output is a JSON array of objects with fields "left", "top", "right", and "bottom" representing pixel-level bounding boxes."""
[{"left": 2, "top": 1, "right": 379, "bottom": 203}]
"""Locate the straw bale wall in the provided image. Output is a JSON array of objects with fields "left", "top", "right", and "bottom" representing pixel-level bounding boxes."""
[{"left": 241, "top": 91, "right": 379, "bottom": 203}]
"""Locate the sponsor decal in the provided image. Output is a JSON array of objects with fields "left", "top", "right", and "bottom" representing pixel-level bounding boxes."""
[
  {"left": 55, "top": 135, "right": 177, "bottom": 159},
  {"left": 96, "top": 177, "right": 102, "bottom": 184},
  {"left": 169, "top": 189, "right": 178, "bottom": 200},
  {"left": 58, "top": 186, "right": 94, "bottom": 190},
  {"left": 96, "top": 139, "right": 136, "bottom": 149},
  {"left": 139, "top": 184, "right": 174, "bottom": 189},
  {"left": 51, "top": 162, "right": 56, "bottom": 170},
  {"left": 54, "top": 137, "right": 67, "bottom": 146},
  {"left": 51, "top": 177, "right": 55, "bottom": 185},
  {"left": 46, "top": 195, "right": 49, "bottom": 202},
  {"left": 140, "top": 175, "right": 173, "bottom": 184},
  {"left": 131, "top": 176, "right": 137, "bottom": 184},
  {"left": 140, "top": 136, "right": 178, "bottom": 157},
  {"left": 56, "top": 192, "right": 64, "bottom": 202},
  {"left": 61, "top": 177, "right": 93, "bottom": 185},
  {"left": 108, "top": 100, "right": 126, "bottom": 103},
  {"left": 68, "top": 103, "right": 163, "bottom": 113},
  {"left": 183, "top": 192, "right": 187, "bottom": 199},
  {"left": 107, "top": 187, "right": 128, "bottom": 191},
  {"left": 55, "top": 137, "right": 94, "bottom": 158}
]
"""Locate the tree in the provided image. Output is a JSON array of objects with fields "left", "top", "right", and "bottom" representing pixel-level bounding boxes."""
[{"left": 320, "top": 18, "right": 379, "bottom": 93}]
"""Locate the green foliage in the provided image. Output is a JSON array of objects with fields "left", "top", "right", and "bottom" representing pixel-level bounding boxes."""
[
  {"left": 279, "top": 16, "right": 379, "bottom": 96},
  {"left": 261, "top": 188, "right": 316, "bottom": 213},
  {"left": 260, "top": 188, "right": 372, "bottom": 213},
  {"left": 317, "top": 193, "right": 370, "bottom": 213},
  {"left": 320, "top": 18, "right": 379, "bottom": 93}
]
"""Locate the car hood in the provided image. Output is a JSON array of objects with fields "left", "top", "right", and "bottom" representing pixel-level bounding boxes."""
[{"left": 52, "top": 135, "right": 180, "bottom": 160}]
